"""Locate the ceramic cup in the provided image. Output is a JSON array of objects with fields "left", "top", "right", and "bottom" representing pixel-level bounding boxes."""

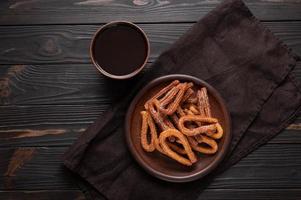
[{"left": 90, "top": 21, "right": 150, "bottom": 79}]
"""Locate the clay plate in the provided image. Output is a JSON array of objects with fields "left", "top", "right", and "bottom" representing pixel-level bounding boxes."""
[{"left": 125, "top": 74, "right": 231, "bottom": 182}]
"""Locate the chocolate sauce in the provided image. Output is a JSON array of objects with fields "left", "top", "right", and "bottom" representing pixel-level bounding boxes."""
[{"left": 92, "top": 23, "right": 148, "bottom": 76}]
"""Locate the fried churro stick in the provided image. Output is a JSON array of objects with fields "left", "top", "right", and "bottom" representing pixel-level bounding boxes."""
[
  {"left": 197, "top": 87, "right": 212, "bottom": 117},
  {"left": 186, "top": 94, "right": 198, "bottom": 104},
  {"left": 156, "top": 83, "right": 188, "bottom": 115},
  {"left": 160, "top": 82, "right": 191, "bottom": 112},
  {"left": 189, "top": 104, "right": 199, "bottom": 115},
  {"left": 178, "top": 115, "right": 217, "bottom": 136},
  {"left": 140, "top": 111, "right": 158, "bottom": 152},
  {"left": 183, "top": 107, "right": 223, "bottom": 139},
  {"left": 157, "top": 138, "right": 190, "bottom": 156},
  {"left": 144, "top": 80, "right": 180, "bottom": 110},
  {"left": 181, "top": 82, "right": 193, "bottom": 101},
  {"left": 208, "top": 122, "right": 223, "bottom": 139},
  {"left": 196, "top": 88, "right": 224, "bottom": 139},
  {"left": 176, "top": 87, "right": 222, "bottom": 139},
  {"left": 164, "top": 116, "right": 176, "bottom": 129},
  {"left": 159, "top": 86, "right": 179, "bottom": 107},
  {"left": 187, "top": 82, "right": 194, "bottom": 88},
  {"left": 148, "top": 101, "right": 177, "bottom": 143},
  {"left": 183, "top": 109, "right": 220, "bottom": 139},
  {"left": 182, "top": 88, "right": 194, "bottom": 103},
  {"left": 176, "top": 106, "right": 186, "bottom": 117},
  {"left": 183, "top": 108, "right": 190, "bottom": 115},
  {"left": 159, "top": 129, "right": 197, "bottom": 166},
  {"left": 140, "top": 80, "right": 224, "bottom": 166},
  {"left": 167, "top": 141, "right": 187, "bottom": 155},
  {"left": 155, "top": 139, "right": 166, "bottom": 155},
  {"left": 148, "top": 101, "right": 170, "bottom": 131},
  {"left": 154, "top": 134, "right": 180, "bottom": 156},
  {"left": 188, "top": 135, "right": 218, "bottom": 154},
  {"left": 170, "top": 113, "right": 180, "bottom": 129}
]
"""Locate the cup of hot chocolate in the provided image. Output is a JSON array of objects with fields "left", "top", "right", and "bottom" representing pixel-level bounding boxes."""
[{"left": 90, "top": 21, "right": 150, "bottom": 79}]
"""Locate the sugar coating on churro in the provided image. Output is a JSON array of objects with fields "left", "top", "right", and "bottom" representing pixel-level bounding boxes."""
[{"left": 139, "top": 80, "right": 224, "bottom": 166}]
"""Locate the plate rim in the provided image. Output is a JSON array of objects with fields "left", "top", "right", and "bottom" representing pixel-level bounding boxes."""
[{"left": 125, "top": 74, "right": 232, "bottom": 182}]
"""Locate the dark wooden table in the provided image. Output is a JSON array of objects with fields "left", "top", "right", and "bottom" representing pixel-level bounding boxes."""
[{"left": 0, "top": 1, "right": 300, "bottom": 199}]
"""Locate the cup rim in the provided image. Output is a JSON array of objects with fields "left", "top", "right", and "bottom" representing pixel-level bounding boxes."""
[{"left": 90, "top": 21, "right": 150, "bottom": 80}]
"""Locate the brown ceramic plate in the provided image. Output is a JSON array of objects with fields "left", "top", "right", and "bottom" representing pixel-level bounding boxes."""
[{"left": 125, "top": 74, "right": 231, "bottom": 182}]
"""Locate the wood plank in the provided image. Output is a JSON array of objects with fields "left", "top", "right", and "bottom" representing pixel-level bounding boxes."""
[
  {"left": 0, "top": 105, "right": 106, "bottom": 130},
  {"left": 0, "top": 124, "right": 299, "bottom": 148},
  {"left": 0, "top": 61, "right": 300, "bottom": 106},
  {"left": 0, "top": 63, "right": 300, "bottom": 147},
  {"left": 0, "top": 23, "right": 185, "bottom": 64},
  {"left": 0, "top": 0, "right": 301, "bottom": 25},
  {"left": 0, "top": 147, "right": 78, "bottom": 190},
  {"left": 0, "top": 189, "right": 300, "bottom": 200},
  {"left": 0, "top": 63, "right": 152, "bottom": 105},
  {"left": 0, "top": 104, "right": 301, "bottom": 137},
  {"left": 0, "top": 145, "right": 300, "bottom": 190},
  {"left": 0, "top": 22, "right": 300, "bottom": 64},
  {"left": 0, "top": 190, "right": 86, "bottom": 200}
]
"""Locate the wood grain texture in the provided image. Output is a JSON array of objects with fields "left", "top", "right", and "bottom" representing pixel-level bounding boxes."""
[
  {"left": 0, "top": 22, "right": 300, "bottom": 64},
  {"left": 0, "top": 0, "right": 300, "bottom": 197},
  {"left": 0, "top": 62, "right": 300, "bottom": 105},
  {"left": 0, "top": 189, "right": 300, "bottom": 200},
  {"left": 0, "top": 101, "right": 301, "bottom": 133},
  {"left": 0, "top": 63, "right": 151, "bottom": 105},
  {"left": 0, "top": 63, "right": 300, "bottom": 147},
  {"left": 0, "top": 147, "right": 78, "bottom": 190},
  {"left": 0, "top": 0, "right": 301, "bottom": 25},
  {"left": 0, "top": 105, "right": 106, "bottom": 128},
  {"left": 0, "top": 145, "right": 300, "bottom": 190},
  {"left": 4, "top": 148, "right": 36, "bottom": 177},
  {"left": 0, "top": 125, "right": 300, "bottom": 148},
  {"left": 0, "top": 190, "right": 86, "bottom": 200}
]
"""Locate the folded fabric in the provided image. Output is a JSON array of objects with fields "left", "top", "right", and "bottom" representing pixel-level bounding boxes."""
[{"left": 63, "top": 0, "right": 301, "bottom": 199}]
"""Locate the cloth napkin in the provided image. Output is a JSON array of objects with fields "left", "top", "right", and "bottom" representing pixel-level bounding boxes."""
[{"left": 63, "top": 0, "right": 301, "bottom": 199}]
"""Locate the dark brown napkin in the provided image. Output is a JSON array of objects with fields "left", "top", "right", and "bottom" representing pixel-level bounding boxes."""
[{"left": 63, "top": 0, "right": 301, "bottom": 199}]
